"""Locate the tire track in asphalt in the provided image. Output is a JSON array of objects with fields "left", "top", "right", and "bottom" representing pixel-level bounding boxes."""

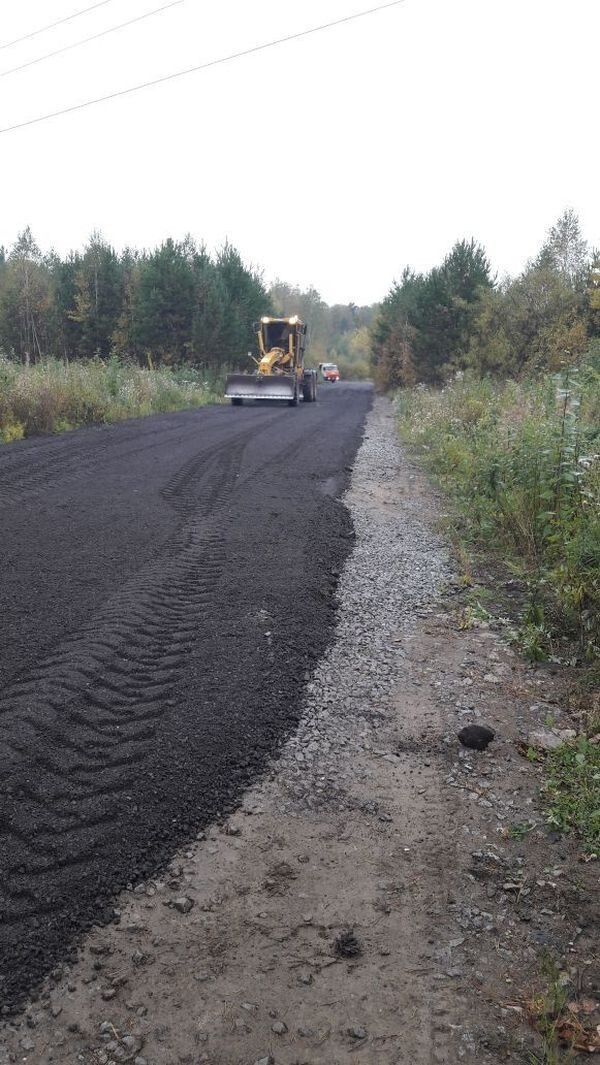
[
  {"left": 0, "top": 385, "right": 372, "bottom": 1009},
  {"left": 0, "top": 412, "right": 239, "bottom": 504},
  {"left": 0, "top": 428, "right": 255, "bottom": 918}
]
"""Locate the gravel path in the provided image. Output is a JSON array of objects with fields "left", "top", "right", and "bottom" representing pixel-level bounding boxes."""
[{"left": 278, "top": 399, "right": 449, "bottom": 810}]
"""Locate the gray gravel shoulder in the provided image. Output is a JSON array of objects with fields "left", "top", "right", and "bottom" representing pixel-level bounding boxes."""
[{"left": 278, "top": 399, "right": 449, "bottom": 809}]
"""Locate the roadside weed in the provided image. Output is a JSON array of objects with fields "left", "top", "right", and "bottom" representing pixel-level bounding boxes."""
[
  {"left": 524, "top": 956, "right": 573, "bottom": 1064},
  {"left": 517, "top": 620, "right": 551, "bottom": 663},
  {"left": 524, "top": 951, "right": 600, "bottom": 1060},
  {"left": 544, "top": 737, "right": 600, "bottom": 854},
  {"left": 397, "top": 367, "right": 600, "bottom": 855},
  {"left": 0, "top": 355, "right": 224, "bottom": 441},
  {"left": 456, "top": 599, "right": 493, "bottom": 631},
  {"left": 507, "top": 821, "right": 536, "bottom": 841},
  {"left": 396, "top": 364, "right": 600, "bottom": 666}
]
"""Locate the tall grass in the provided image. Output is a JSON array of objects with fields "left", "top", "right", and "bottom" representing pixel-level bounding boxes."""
[
  {"left": 0, "top": 356, "right": 224, "bottom": 442},
  {"left": 396, "top": 355, "right": 600, "bottom": 664}
]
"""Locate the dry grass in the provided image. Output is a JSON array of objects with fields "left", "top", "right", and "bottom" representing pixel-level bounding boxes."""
[{"left": 0, "top": 356, "right": 222, "bottom": 442}]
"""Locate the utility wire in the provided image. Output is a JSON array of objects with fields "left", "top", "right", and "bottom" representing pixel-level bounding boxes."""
[
  {"left": 0, "top": 0, "right": 186, "bottom": 79},
  {"left": 0, "top": 0, "right": 407, "bottom": 135},
  {"left": 1, "top": 0, "right": 117, "bottom": 52}
]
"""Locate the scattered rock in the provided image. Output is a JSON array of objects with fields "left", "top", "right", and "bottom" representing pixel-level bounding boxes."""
[
  {"left": 223, "top": 823, "right": 241, "bottom": 836},
  {"left": 483, "top": 673, "right": 501, "bottom": 684},
  {"left": 527, "top": 728, "right": 576, "bottom": 752},
  {"left": 271, "top": 1020, "right": 287, "bottom": 1035},
  {"left": 122, "top": 1033, "right": 144, "bottom": 1055},
  {"left": 172, "top": 897, "right": 194, "bottom": 914},
  {"left": 348, "top": 1025, "right": 367, "bottom": 1040}
]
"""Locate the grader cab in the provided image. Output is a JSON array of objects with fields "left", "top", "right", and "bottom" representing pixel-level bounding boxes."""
[{"left": 224, "top": 316, "right": 317, "bottom": 406}]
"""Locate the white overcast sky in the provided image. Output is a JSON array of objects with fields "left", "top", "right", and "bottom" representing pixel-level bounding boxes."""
[{"left": 1, "top": 0, "right": 598, "bottom": 304}]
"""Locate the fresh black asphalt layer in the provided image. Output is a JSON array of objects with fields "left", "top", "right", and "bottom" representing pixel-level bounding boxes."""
[{"left": 0, "top": 382, "right": 372, "bottom": 1010}]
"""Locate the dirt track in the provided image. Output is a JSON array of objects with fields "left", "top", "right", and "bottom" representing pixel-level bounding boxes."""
[{"left": 0, "top": 384, "right": 372, "bottom": 1010}]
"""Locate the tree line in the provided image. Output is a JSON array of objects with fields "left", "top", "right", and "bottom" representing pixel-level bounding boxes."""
[
  {"left": 0, "top": 228, "right": 379, "bottom": 376},
  {"left": 371, "top": 210, "right": 600, "bottom": 390},
  {"left": 0, "top": 228, "right": 268, "bottom": 368}
]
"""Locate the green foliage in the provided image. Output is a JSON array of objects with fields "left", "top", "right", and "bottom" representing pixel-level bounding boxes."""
[
  {"left": 372, "top": 239, "right": 493, "bottom": 389},
  {"left": 518, "top": 617, "right": 551, "bottom": 663},
  {"left": 373, "top": 211, "right": 596, "bottom": 389},
  {"left": 0, "top": 229, "right": 376, "bottom": 378},
  {"left": 68, "top": 232, "right": 123, "bottom": 357},
  {"left": 544, "top": 737, "right": 600, "bottom": 854},
  {"left": 587, "top": 255, "right": 600, "bottom": 336},
  {"left": 0, "top": 229, "right": 269, "bottom": 368},
  {"left": 0, "top": 355, "right": 221, "bottom": 442},
  {"left": 396, "top": 364, "right": 600, "bottom": 662},
  {"left": 130, "top": 237, "right": 197, "bottom": 363}
]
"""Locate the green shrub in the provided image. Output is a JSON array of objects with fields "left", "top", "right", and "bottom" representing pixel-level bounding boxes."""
[{"left": 396, "top": 361, "right": 600, "bottom": 662}]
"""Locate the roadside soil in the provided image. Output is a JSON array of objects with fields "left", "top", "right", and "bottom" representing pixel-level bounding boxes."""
[{"left": 1, "top": 397, "right": 598, "bottom": 1065}]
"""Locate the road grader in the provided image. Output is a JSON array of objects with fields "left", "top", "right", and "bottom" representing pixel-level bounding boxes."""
[{"left": 224, "top": 316, "right": 317, "bottom": 406}]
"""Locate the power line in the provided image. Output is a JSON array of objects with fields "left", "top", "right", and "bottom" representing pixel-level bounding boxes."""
[
  {"left": 1, "top": 0, "right": 117, "bottom": 52},
  {"left": 0, "top": 0, "right": 407, "bottom": 135},
  {"left": 0, "top": 0, "right": 185, "bottom": 79}
]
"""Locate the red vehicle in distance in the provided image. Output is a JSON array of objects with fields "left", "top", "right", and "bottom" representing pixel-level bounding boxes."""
[{"left": 320, "top": 362, "right": 340, "bottom": 383}]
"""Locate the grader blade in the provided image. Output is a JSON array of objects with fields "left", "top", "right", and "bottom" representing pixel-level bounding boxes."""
[{"left": 224, "top": 373, "right": 296, "bottom": 403}]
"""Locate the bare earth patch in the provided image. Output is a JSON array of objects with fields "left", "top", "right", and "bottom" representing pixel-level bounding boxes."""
[{"left": 1, "top": 398, "right": 598, "bottom": 1065}]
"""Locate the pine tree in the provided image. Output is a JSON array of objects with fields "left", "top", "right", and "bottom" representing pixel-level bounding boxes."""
[
  {"left": 131, "top": 239, "right": 196, "bottom": 363},
  {"left": 214, "top": 243, "right": 269, "bottom": 363},
  {"left": 69, "top": 232, "right": 124, "bottom": 357}
]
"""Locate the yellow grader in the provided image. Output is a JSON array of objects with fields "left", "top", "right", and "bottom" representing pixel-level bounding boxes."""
[{"left": 224, "top": 316, "right": 318, "bottom": 406}]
